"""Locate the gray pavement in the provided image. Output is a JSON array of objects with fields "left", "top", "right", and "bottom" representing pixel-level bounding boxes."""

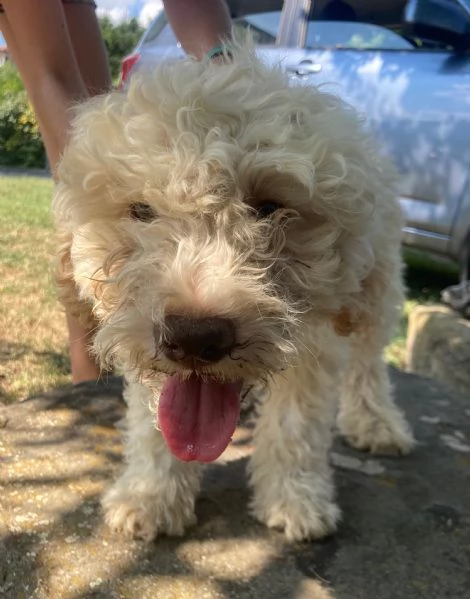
[
  {"left": 1, "top": 369, "right": 469, "bottom": 599},
  {"left": 0, "top": 166, "right": 50, "bottom": 178}
]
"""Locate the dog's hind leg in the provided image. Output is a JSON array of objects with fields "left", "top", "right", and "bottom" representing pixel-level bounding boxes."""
[
  {"left": 248, "top": 327, "right": 342, "bottom": 541},
  {"left": 338, "top": 266, "right": 414, "bottom": 455},
  {"left": 102, "top": 381, "right": 202, "bottom": 541}
]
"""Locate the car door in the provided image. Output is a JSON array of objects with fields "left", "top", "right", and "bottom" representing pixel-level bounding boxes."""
[{"left": 282, "top": 0, "right": 470, "bottom": 255}]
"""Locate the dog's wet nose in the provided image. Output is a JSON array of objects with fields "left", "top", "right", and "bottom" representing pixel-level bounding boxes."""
[{"left": 162, "top": 315, "right": 236, "bottom": 364}]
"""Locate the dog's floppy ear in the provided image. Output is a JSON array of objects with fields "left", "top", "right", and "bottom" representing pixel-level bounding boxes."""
[{"left": 331, "top": 307, "right": 357, "bottom": 337}]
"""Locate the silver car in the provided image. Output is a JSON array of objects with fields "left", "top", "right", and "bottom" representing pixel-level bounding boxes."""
[{"left": 120, "top": 0, "right": 470, "bottom": 280}]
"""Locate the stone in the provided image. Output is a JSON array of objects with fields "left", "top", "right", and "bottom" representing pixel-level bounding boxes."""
[
  {"left": 406, "top": 304, "right": 470, "bottom": 396},
  {"left": 1, "top": 370, "right": 469, "bottom": 598}
]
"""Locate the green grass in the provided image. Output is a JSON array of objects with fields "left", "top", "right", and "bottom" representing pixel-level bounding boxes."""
[
  {"left": 0, "top": 174, "right": 460, "bottom": 402},
  {"left": 0, "top": 176, "right": 55, "bottom": 229},
  {"left": 0, "top": 175, "right": 70, "bottom": 403}
]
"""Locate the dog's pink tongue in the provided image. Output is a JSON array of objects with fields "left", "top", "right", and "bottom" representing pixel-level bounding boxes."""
[{"left": 158, "top": 375, "right": 241, "bottom": 463}]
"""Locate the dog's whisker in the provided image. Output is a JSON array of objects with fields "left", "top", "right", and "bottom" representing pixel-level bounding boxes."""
[
  {"left": 293, "top": 259, "right": 311, "bottom": 270},
  {"left": 295, "top": 338, "right": 320, "bottom": 367}
]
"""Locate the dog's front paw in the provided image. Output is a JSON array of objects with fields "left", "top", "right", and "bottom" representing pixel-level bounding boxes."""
[
  {"left": 102, "top": 485, "right": 197, "bottom": 541},
  {"left": 339, "top": 407, "right": 414, "bottom": 456},
  {"left": 251, "top": 485, "right": 341, "bottom": 542}
]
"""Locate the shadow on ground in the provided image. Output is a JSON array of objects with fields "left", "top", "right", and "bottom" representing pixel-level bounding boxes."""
[{"left": 1, "top": 371, "right": 469, "bottom": 598}]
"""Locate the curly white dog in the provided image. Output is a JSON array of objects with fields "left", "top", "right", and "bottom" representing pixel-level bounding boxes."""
[{"left": 53, "top": 41, "right": 414, "bottom": 542}]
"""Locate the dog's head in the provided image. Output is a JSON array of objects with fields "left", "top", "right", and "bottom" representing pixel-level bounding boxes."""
[{"left": 54, "top": 42, "right": 392, "bottom": 461}]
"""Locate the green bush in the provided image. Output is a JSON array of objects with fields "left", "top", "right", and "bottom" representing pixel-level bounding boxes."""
[
  {"left": 99, "top": 16, "right": 144, "bottom": 81},
  {"left": 0, "top": 61, "right": 25, "bottom": 101},
  {"left": 0, "top": 91, "right": 46, "bottom": 168}
]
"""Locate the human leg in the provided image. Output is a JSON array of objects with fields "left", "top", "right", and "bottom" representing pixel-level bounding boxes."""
[{"left": 0, "top": 2, "right": 111, "bottom": 383}]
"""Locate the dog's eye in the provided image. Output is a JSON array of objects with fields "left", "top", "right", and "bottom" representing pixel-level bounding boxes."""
[
  {"left": 129, "top": 202, "right": 156, "bottom": 222},
  {"left": 256, "top": 202, "right": 281, "bottom": 219}
]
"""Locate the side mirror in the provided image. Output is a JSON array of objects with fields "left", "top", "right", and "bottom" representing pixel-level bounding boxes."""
[{"left": 404, "top": 0, "right": 470, "bottom": 51}]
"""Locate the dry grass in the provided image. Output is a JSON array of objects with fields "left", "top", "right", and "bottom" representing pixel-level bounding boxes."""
[
  {"left": 0, "top": 175, "right": 70, "bottom": 403},
  {"left": 0, "top": 174, "right": 458, "bottom": 403},
  {"left": 384, "top": 299, "right": 419, "bottom": 368}
]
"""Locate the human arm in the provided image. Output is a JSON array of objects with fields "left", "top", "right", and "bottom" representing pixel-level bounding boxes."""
[{"left": 162, "top": 0, "right": 232, "bottom": 59}]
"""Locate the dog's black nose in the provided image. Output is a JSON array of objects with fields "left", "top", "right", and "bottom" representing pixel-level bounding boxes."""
[{"left": 162, "top": 315, "right": 236, "bottom": 364}]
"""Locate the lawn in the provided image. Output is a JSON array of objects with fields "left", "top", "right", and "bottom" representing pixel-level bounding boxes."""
[
  {"left": 0, "top": 175, "right": 70, "bottom": 403},
  {"left": 0, "top": 174, "right": 459, "bottom": 403}
]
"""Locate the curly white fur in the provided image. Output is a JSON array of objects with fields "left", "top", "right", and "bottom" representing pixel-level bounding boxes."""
[{"left": 54, "top": 39, "right": 414, "bottom": 542}]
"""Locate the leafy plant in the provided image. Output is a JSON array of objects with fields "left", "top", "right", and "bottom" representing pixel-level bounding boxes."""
[
  {"left": 99, "top": 16, "right": 144, "bottom": 81},
  {"left": 0, "top": 60, "right": 25, "bottom": 102},
  {"left": 0, "top": 91, "right": 46, "bottom": 168}
]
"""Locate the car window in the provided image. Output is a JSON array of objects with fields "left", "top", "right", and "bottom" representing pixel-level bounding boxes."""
[
  {"left": 142, "top": 23, "right": 178, "bottom": 47},
  {"left": 143, "top": 11, "right": 282, "bottom": 47},
  {"left": 306, "top": 0, "right": 455, "bottom": 51},
  {"left": 233, "top": 12, "right": 281, "bottom": 45},
  {"left": 141, "top": 12, "right": 167, "bottom": 46},
  {"left": 305, "top": 21, "right": 413, "bottom": 50}
]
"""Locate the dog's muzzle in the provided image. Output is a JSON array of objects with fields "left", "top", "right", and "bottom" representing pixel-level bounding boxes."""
[{"left": 161, "top": 315, "right": 236, "bottom": 364}]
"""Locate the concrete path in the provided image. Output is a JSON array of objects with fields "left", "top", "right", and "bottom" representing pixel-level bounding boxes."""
[
  {"left": 1, "top": 369, "right": 469, "bottom": 598},
  {"left": 0, "top": 167, "right": 50, "bottom": 178}
]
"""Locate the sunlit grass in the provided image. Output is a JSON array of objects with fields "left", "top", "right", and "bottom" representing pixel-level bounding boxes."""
[{"left": 0, "top": 175, "right": 70, "bottom": 402}]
